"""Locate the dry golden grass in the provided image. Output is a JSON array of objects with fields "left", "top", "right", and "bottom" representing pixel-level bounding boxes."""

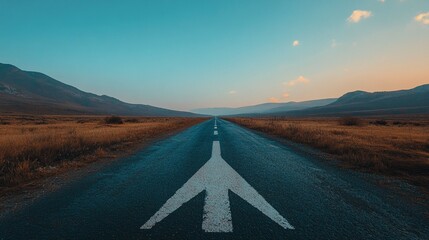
[
  {"left": 227, "top": 117, "right": 429, "bottom": 187},
  {"left": 0, "top": 115, "right": 205, "bottom": 189}
]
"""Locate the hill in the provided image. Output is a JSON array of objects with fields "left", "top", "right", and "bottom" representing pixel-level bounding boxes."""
[
  {"left": 273, "top": 84, "right": 429, "bottom": 116},
  {"left": 0, "top": 63, "right": 198, "bottom": 116},
  {"left": 192, "top": 98, "right": 336, "bottom": 116}
]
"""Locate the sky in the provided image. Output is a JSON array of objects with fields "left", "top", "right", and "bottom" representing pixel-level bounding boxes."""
[{"left": 0, "top": 0, "right": 428, "bottom": 111}]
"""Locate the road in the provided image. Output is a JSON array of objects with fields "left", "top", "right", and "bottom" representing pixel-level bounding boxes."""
[{"left": 0, "top": 118, "right": 428, "bottom": 239}]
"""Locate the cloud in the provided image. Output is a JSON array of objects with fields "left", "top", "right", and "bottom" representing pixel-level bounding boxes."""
[
  {"left": 284, "top": 76, "right": 310, "bottom": 87},
  {"left": 378, "top": 0, "right": 385, "bottom": 3},
  {"left": 268, "top": 97, "right": 280, "bottom": 103},
  {"left": 415, "top": 12, "right": 429, "bottom": 25},
  {"left": 347, "top": 10, "right": 372, "bottom": 23},
  {"left": 292, "top": 40, "right": 300, "bottom": 47},
  {"left": 331, "top": 39, "right": 337, "bottom": 48},
  {"left": 228, "top": 90, "right": 237, "bottom": 95},
  {"left": 282, "top": 93, "right": 290, "bottom": 98}
]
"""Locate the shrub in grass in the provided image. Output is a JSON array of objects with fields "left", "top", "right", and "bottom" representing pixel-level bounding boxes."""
[
  {"left": 0, "top": 119, "right": 10, "bottom": 125},
  {"left": 370, "top": 120, "right": 388, "bottom": 126},
  {"left": 104, "top": 116, "right": 123, "bottom": 124},
  {"left": 338, "top": 117, "right": 364, "bottom": 126}
]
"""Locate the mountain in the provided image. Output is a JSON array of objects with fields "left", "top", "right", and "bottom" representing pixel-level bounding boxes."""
[
  {"left": 272, "top": 84, "right": 429, "bottom": 116},
  {"left": 192, "top": 103, "right": 282, "bottom": 116},
  {"left": 192, "top": 98, "right": 337, "bottom": 116},
  {"left": 263, "top": 99, "right": 337, "bottom": 114},
  {"left": 0, "top": 63, "right": 198, "bottom": 116}
]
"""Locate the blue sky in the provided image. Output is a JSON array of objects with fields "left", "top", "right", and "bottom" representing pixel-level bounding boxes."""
[{"left": 1, "top": 0, "right": 428, "bottom": 110}]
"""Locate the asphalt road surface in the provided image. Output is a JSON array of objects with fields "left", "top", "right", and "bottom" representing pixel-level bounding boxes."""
[{"left": 0, "top": 118, "right": 428, "bottom": 240}]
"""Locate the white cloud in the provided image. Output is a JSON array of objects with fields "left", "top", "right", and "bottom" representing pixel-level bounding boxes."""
[
  {"left": 378, "top": 0, "right": 385, "bottom": 3},
  {"left": 292, "top": 40, "right": 300, "bottom": 47},
  {"left": 228, "top": 90, "right": 237, "bottom": 95},
  {"left": 347, "top": 10, "right": 373, "bottom": 23},
  {"left": 415, "top": 12, "right": 429, "bottom": 25},
  {"left": 331, "top": 39, "right": 337, "bottom": 48},
  {"left": 283, "top": 93, "right": 290, "bottom": 98},
  {"left": 284, "top": 76, "right": 310, "bottom": 87}
]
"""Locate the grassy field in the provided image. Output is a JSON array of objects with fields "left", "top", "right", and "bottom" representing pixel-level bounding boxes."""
[
  {"left": 0, "top": 115, "right": 205, "bottom": 190},
  {"left": 227, "top": 117, "right": 429, "bottom": 188}
]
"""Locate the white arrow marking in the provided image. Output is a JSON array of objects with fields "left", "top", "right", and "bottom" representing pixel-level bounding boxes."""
[
  {"left": 141, "top": 141, "right": 294, "bottom": 232},
  {"left": 214, "top": 130, "right": 218, "bottom": 135}
]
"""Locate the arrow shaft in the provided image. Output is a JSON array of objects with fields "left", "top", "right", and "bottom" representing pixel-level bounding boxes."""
[{"left": 202, "top": 186, "right": 232, "bottom": 232}]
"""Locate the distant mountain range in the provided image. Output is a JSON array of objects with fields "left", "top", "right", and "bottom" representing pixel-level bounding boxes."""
[
  {"left": 0, "top": 63, "right": 198, "bottom": 116},
  {"left": 193, "top": 84, "right": 429, "bottom": 117},
  {"left": 275, "top": 84, "right": 429, "bottom": 117},
  {"left": 2, "top": 63, "right": 427, "bottom": 117},
  {"left": 192, "top": 98, "right": 337, "bottom": 116}
]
